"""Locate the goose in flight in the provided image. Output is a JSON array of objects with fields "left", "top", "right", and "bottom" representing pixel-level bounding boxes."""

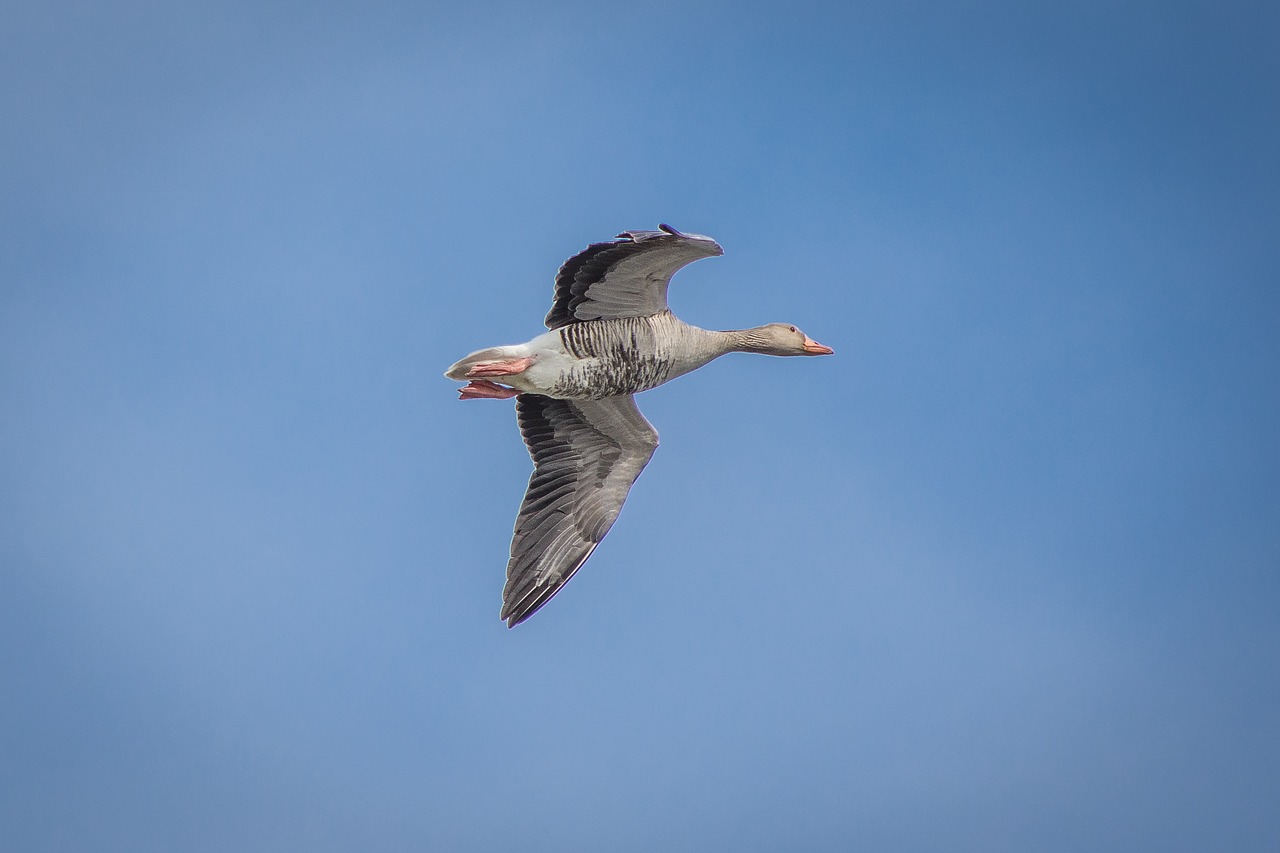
[{"left": 446, "top": 224, "right": 833, "bottom": 626}]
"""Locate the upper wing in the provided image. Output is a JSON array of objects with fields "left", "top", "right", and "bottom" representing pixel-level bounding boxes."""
[
  {"left": 544, "top": 223, "right": 723, "bottom": 329},
  {"left": 502, "top": 394, "right": 660, "bottom": 626}
]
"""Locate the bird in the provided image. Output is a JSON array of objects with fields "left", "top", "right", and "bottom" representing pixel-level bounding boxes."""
[{"left": 446, "top": 224, "right": 833, "bottom": 626}]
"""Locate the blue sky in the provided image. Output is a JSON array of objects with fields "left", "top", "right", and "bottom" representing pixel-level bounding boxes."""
[{"left": 2, "top": 1, "right": 1278, "bottom": 850}]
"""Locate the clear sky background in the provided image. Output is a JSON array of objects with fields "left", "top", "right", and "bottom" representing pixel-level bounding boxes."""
[{"left": 3, "top": 2, "right": 1278, "bottom": 850}]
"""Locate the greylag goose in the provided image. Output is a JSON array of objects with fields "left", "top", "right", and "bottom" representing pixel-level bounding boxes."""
[{"left": 446, "top": 224, "right": 833, "bottom": 626}]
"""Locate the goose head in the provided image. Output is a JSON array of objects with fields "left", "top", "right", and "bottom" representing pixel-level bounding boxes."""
[{"left": 736, "top": 323, "right": 834, "bottom": 356}]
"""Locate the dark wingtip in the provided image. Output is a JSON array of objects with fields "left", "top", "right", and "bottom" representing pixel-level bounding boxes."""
[
  {"left": 500, "top": 595, "right": 534, "bottom": 627},
  {"left": 503, "top": 608, "right": 532, "bottom": 628},
  {"left": 658, "top": 223, "right": 682, "bottom": 235}
]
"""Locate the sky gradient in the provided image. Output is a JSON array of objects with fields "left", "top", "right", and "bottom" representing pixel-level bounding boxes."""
[{"left": 3, "top": 2, "right": 1279, "bottom": 850}]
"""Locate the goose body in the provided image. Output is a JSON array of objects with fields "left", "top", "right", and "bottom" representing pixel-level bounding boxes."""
[
  {"left": 446, "top": 224, "right": 832, "bottom": 626},
  {"left": 446, "top": 311, "right": 742, "bottom": 399}
]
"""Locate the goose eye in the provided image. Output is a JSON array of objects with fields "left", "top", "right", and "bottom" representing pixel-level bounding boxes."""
[{"left": 789, "top": 326, "right": 798, "bottom": 333}]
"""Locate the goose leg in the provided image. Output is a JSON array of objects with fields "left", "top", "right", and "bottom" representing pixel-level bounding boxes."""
[
  {"left": 458, "top": 379, "right": 521, "bottom": 400},
  {"left": 465, "top": 357, "right": 534, "bottom": 378}
]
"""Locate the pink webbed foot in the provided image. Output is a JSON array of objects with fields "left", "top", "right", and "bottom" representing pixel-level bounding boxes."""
[
  {"left": 458, "top": 380, "right": 521, "bottom": 400},
  {"left": 465, "top": 357, "right": 534, "bottom": 378}
]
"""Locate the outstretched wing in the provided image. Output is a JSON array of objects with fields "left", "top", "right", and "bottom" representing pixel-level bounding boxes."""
[
  {"left": 544, "top": 223, "right": 723, "bottom": 330},
  {"left": 502, "top": 394, "right": 660, "bottom": 626}
]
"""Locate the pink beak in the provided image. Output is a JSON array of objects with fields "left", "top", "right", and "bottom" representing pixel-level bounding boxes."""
[{"left": 802, "top": 336, "right": 834, "bottom": 355}]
